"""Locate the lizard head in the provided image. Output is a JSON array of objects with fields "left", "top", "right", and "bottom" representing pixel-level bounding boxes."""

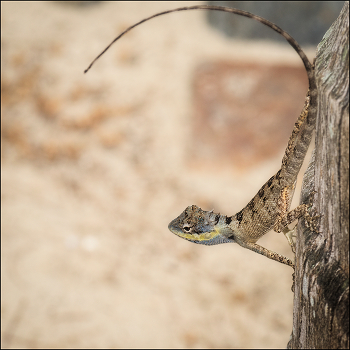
[{"left": 168, "top": 205, "right": 234, "bottom": 245}]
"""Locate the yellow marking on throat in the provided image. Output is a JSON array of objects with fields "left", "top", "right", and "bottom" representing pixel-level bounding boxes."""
[{"left": 176, "top": 228, "right": 221, "bottom": 242}]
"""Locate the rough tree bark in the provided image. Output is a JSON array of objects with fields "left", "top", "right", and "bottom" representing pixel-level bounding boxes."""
[{"left": 288, "top": 2, "right": 349, "bottom": 349}]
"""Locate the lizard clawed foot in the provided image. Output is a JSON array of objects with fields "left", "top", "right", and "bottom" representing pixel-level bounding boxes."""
[
  {"left": 304, "top": 213, "right": 322, "bottom": 233},
  {"left": 301, "top": 190, "right": 321, "bottom": 233}
]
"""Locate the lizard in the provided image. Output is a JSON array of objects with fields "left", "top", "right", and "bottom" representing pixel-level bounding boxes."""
[{"left": 84, "top": 5, "right": 319, "bottom": 269}]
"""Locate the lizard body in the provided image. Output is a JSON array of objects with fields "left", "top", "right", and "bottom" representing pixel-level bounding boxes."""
[{"left": 85, "top": 5, "right": 319, "bottom": 268}]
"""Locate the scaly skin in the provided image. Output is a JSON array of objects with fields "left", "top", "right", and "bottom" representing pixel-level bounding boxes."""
[
  {"left": 84, "top": 5, "right": 319, "bottom": 268},
  {"left": 169, "top": 93, "right": 317, "bottom": 268}
]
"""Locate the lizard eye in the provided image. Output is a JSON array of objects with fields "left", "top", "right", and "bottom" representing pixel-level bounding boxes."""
[{"left": 183, "top": 225, "right": 191, "bottom": 232}]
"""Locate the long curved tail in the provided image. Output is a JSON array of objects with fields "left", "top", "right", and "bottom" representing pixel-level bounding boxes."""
[
  {"left": 84, "top": 5, "right": 313, "bottom": 85},
  {"left": 84, "top": 5, "right": 317, "bottom": 182}
]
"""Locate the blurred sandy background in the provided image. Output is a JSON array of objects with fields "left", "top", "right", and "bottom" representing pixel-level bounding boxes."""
[{"left": 1, "top": 1, "right": 319, "bottom": 348}]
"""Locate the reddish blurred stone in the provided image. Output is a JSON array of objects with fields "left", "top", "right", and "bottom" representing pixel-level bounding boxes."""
[{"left": 189, "top": 61, "right": 308, "bottom": 169}]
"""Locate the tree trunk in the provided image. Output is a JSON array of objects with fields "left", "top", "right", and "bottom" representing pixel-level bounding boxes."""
[{"left": 288, "top": 2, "right": 349, "bottom": 349}]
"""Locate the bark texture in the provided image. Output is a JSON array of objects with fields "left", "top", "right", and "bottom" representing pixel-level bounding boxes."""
[{"left": 288, "top": 2, "right": 349, "bottom": 349}]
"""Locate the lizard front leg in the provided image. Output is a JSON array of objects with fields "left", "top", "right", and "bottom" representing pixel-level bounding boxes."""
[
  {"left": 236, "top": 240, "right": 295, "bottom": 268},
  {"left": 274, "top": 189, "right": 319, "bottom": 251},
  {"left": 275, "top": 203, "right": 319, "bottom": 231}
]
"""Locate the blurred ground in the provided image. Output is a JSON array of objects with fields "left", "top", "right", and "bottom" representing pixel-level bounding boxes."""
[{"left": 2, "top": 2, "right": 317, "bottom": 348}]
